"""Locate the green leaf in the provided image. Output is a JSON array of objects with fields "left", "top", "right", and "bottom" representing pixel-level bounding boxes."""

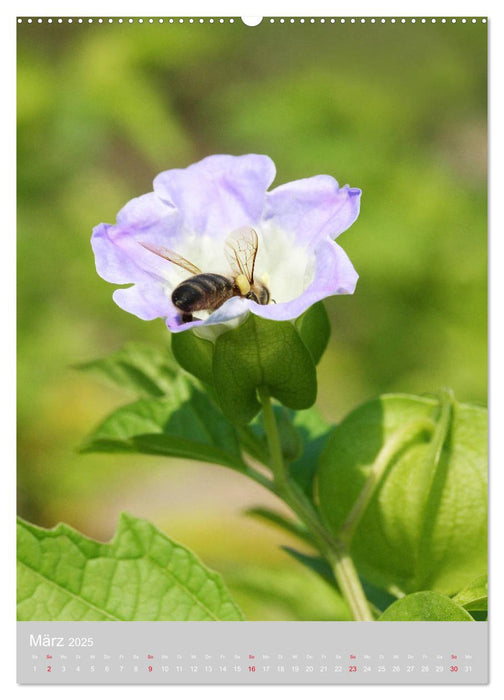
[
  {"left": 281, "top": 549, "right": 397, "bottom": 617},
  {"left": 289, "top": 406, "right": 332, "bottom": 495},
  {"left": 452, "top": 574, "right": 487, "bottom": 611},
  {"left": 295, "top": 301, "right": 331, "bottom": 365},
  {"left": 378, "top": 591, "right": 473, "bottom": 621},
  {"left": 318, "top": 393, "right": 487, "bottom": 596},
  {"left": 468, "top": 611, "right": 487, "bottom": 621},
  {"left": 236, "top": 424, "right": 269, "bottom": 464},
  {"left": 248, "top": 405, "right": 303, "bottom": 464},
  {"left": 225, "top": 564, "right": 351, "bottom": 621},
  {"left": 282, "top": 547, "right": 335, "bottom": 587},
  {"left": 80, "top": 374, "right": 246, "bottom": 471},
  {"left": 76, "top": 342, "right": 178, "bottom": 397},
  {"left": 465, "top": 608, "right": 488, "bottom": 622},
  {"left": 171, "top": 331, "right": 214, "bottom": 385},
  {"left": 245, "top": 507, "right": 315, "bottom": 546},
  {"left": 213, "top": 315, "right": 317, "bottom": 425},
  {"left": 17, "top": 514, "right": 244, "bottom": 621},
  {"left": 360, "top": 580, "right": 398, "bottom": 616}
]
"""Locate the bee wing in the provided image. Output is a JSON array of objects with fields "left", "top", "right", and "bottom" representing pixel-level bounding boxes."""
[
  {"left": 140, "top": 242, "right": 202, "bottom": 275},
  {"left": 224, "top": 226, "right": 259, "bottom": 283}
]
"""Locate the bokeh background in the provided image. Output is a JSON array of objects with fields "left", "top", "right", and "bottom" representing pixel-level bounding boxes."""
[{"left": 17, "top": 18, "right": 487, "bottom": 620}]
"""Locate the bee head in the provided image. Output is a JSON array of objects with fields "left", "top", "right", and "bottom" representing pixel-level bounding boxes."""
[{"left": 247, "top": 281, "right": 270, "bottom": 305}]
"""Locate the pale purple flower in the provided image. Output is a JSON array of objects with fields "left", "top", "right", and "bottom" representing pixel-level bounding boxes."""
[{"left": 92, "top": 154, "right": 361, "bottom": 339}]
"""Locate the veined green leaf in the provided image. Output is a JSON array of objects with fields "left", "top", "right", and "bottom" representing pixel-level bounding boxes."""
[
  {"left": 289, "top": 406, "right": 332, "bottom": 495},
  {"left": 76, "top": 342, "right": 178, "bottom": 397},
  {"left": 80, "top": 374, "right": 246, "bottom": 471},
  {"left": 17, "top": 514, "right": 244, "bottom": 621},
  {"left": 282, "top": 547, "right": 335, "bottom": 587},
  {"left": 452, "top": 574, "right": 487, "bottom": 611},
  {"left": 172, "top": 331, "right": 214, "bottom": 386},
  {"left": 318, "top": 393, "right": 487, "bottom": 596},
  {"left": 245, "top": 507, "right": 315, "bottom": 546},
  {"left": 295, "top": 301, "right": 331, "bottom": 365},
  {"left": 225, "top": 564, "right": 351, "bottom": 621},
  {"left": 378, "top": 591, "right": 473, "bottom": 621},
  {"left": 213, "top": 315, "right": 317, "bottom": 425}
]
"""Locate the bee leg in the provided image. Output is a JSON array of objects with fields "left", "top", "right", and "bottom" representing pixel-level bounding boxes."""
[{"left": 181, "top": 312, "right": 193, "bottom": 323}]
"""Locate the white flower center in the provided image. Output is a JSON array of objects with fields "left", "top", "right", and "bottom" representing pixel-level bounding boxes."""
[
  {"left": 256, "top": 222, "right": 316, "bottom": 304},
  {"left": 161, "top": 224, "right": 315, "bottom": 309}
]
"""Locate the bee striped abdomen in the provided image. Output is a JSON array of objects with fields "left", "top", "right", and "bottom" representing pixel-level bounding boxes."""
[{"left": 172, "top": 273, "right": 235, "bottom": 313}]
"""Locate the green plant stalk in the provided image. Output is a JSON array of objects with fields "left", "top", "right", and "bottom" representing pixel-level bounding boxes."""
[
  {"left": 413, "top": 389, "right": 454, "bottom": 588},
  {"left": 257, "top": 386, "right": 374, "bottom": 621}
]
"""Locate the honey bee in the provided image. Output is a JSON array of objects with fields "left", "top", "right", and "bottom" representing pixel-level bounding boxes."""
[{"left": 141, "top": 226, "right": 271, "bottom": 323}]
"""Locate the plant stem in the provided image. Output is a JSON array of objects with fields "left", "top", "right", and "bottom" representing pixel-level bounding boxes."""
[
  {"left": 257, "top": 386, "right": 374, "bottom": 622},
  {"left": 257, "top": 387, "right": 289, "bottom": 488}
]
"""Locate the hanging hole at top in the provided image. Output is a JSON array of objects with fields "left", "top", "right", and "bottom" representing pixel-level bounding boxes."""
[{"left": 241, "top": 16, "right": 263, "bottom": 26}]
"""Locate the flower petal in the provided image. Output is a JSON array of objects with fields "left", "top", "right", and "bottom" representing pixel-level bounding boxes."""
[
  {"left": 264, "top": 174, "right": 361, "bottom": 245},
  {"left": 153, "top": 154, "right": 276, "bottom": 236},
  {"left": 91, "top": 191, "right": 181, "bottom": 285},
  {"left": 116, "top": 191, "right": 175, "bottom": 228},
  {"left": 92, "top": 223, "right": 141, "bottom": 284},
  {"left": 113, "top": 282, "right": 173, "bottom": 321},
  {"left": 167, "top": 296, "right": 251, "bottom": 334},
  {"left": 248, "top": 238, "right": 358, "bottom": 321}
]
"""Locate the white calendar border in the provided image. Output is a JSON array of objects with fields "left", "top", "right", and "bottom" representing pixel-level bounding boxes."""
[
  {"left": 4, "top": 1, "right": 502, "bottom": 698},
  {"left": 4, "top": 0, "right": 501, "bottom": 18}
]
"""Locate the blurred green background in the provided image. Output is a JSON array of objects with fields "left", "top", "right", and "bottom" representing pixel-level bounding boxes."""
[{"left": 17, "top": 18, "right": 486, "bottom": 620}]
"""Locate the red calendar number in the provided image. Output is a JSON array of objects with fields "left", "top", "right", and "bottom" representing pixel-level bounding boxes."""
[
  {"left": 46, "top": 665, "right": 52, "bottom": 672},
  {"left": 148, "top": 665, "right": 153, "bottom": 672},
  {"left": 248, "top": 666, "right": 256, "bottom": 672},
  {"left": 450, "top": 666, "right": 459, "bottom": 672},
  {"left": 349, "top": 665, "right": 358, "bottom": 672}
]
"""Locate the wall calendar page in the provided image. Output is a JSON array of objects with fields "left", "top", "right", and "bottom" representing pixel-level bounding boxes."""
[{"left": 16, "top": 13, "right": 488, "bottom": 686}]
